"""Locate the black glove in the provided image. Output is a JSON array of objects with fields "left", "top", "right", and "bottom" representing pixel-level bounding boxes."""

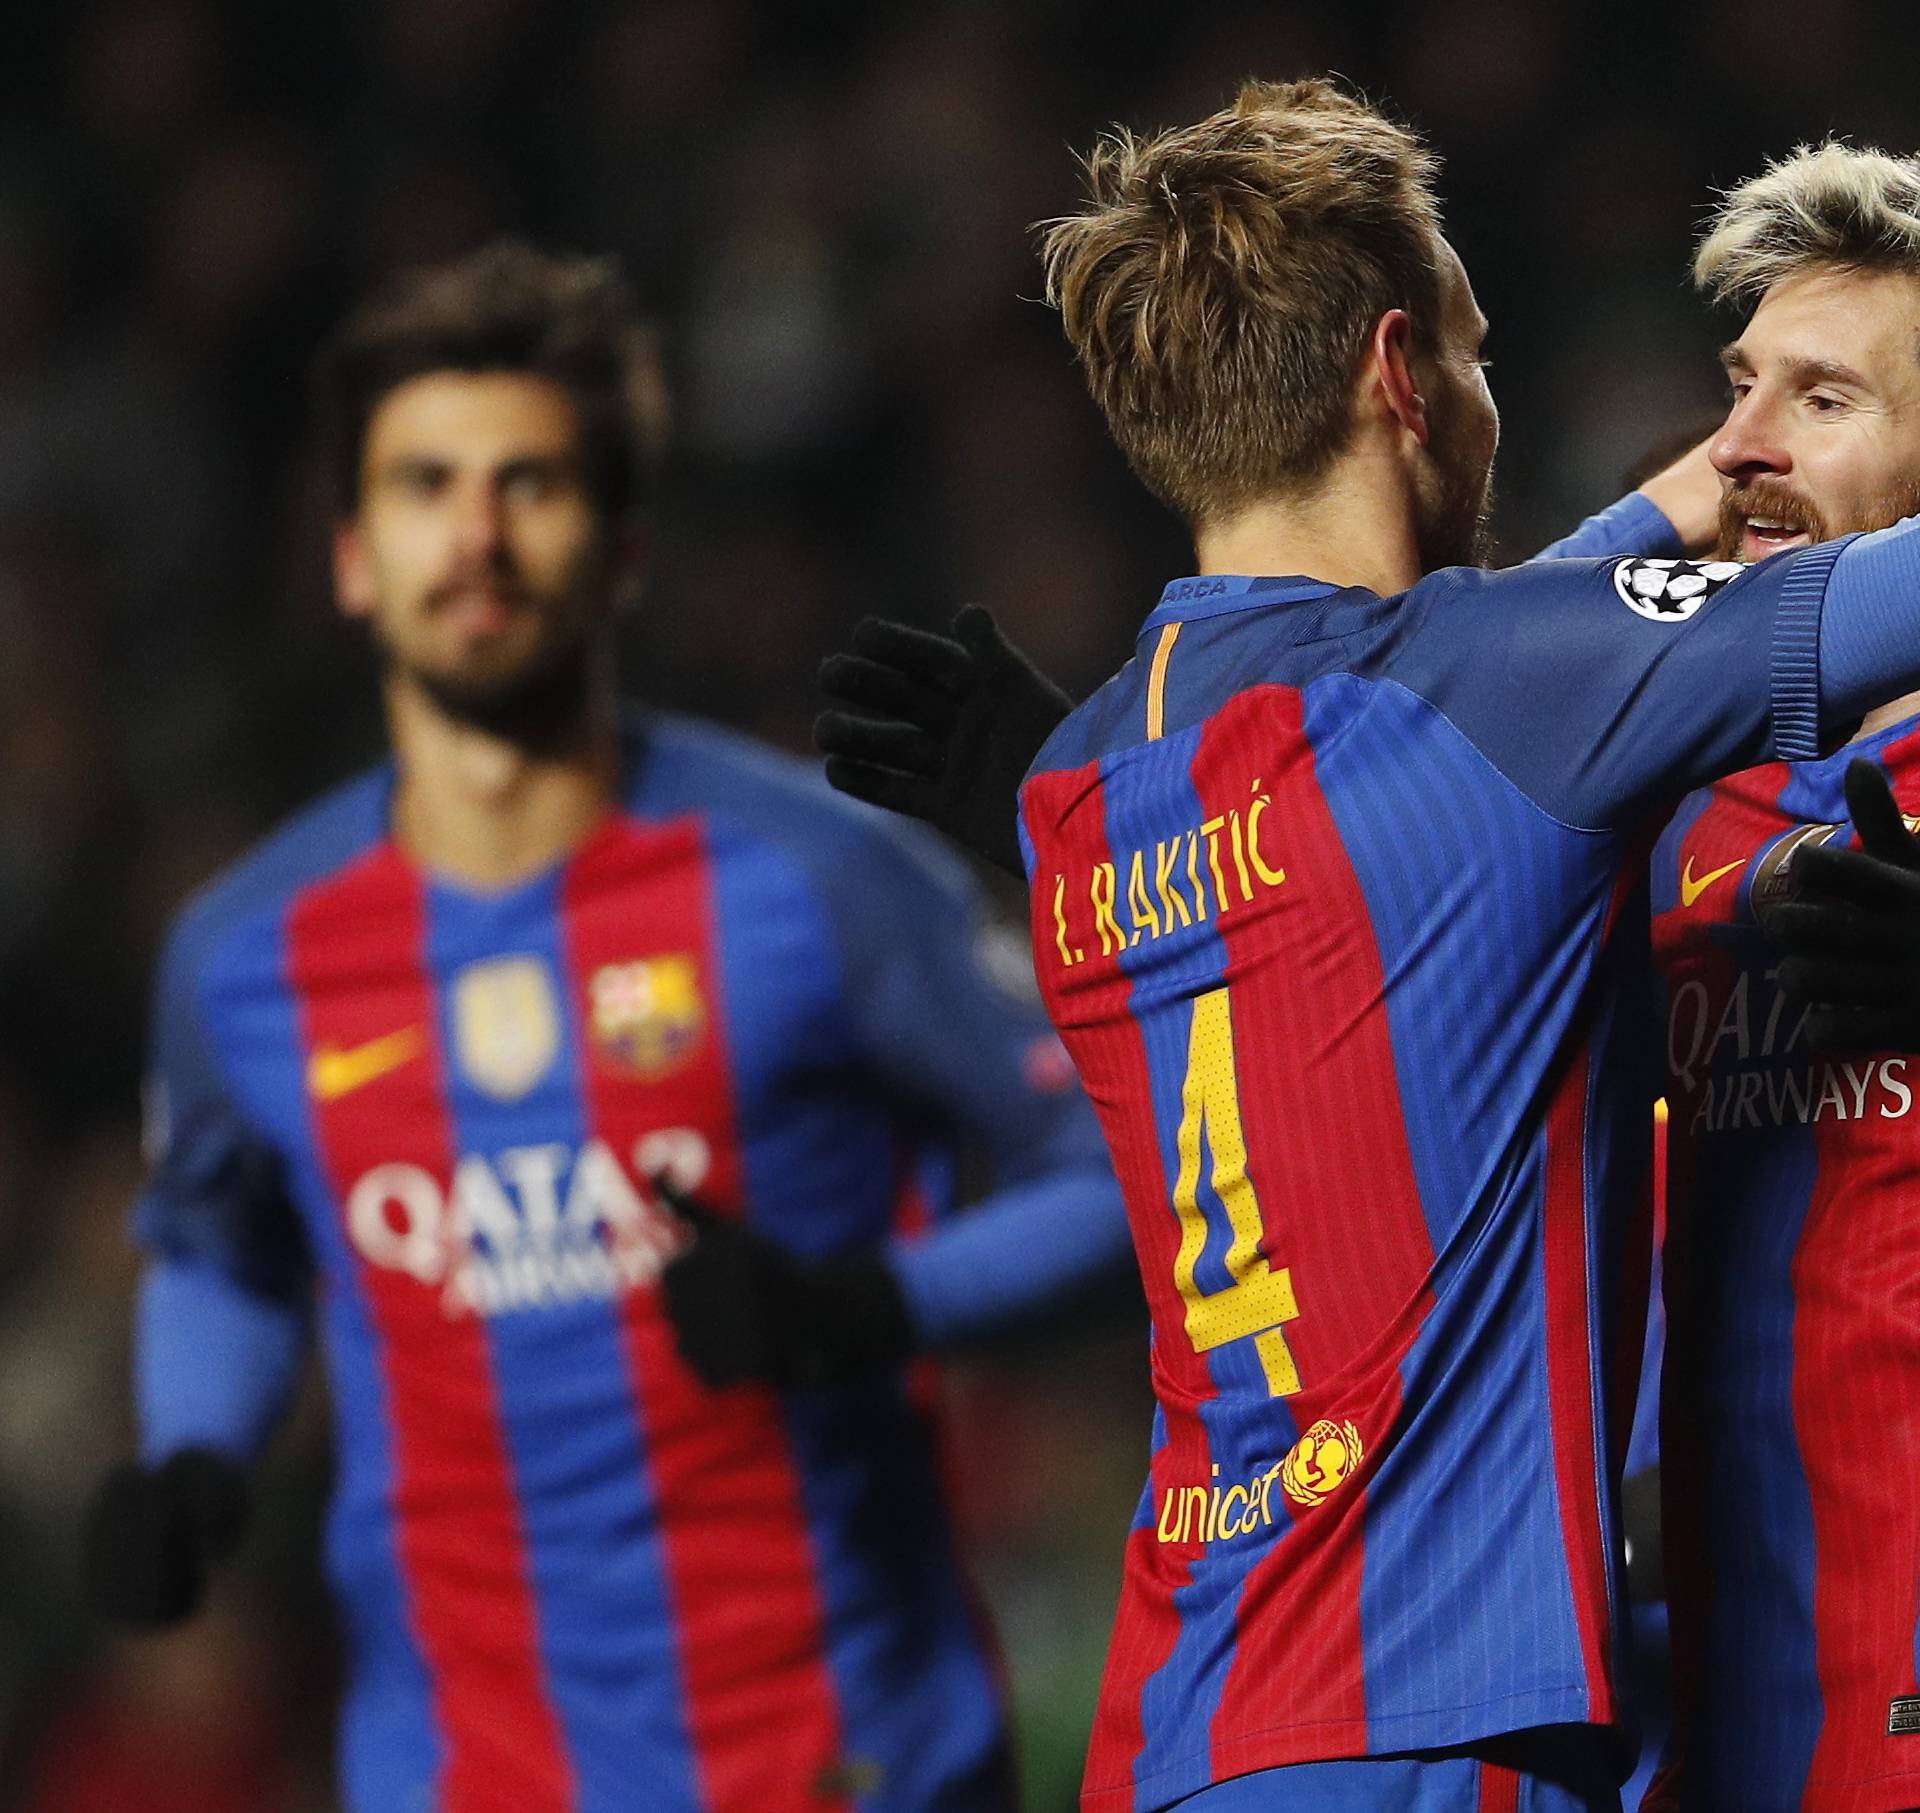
[
  {"left": 656, "top": 1179, "right": 913, "bottom": 1388},
  {"left": 815, "top": 604, "right": 1074, "bottom": 878},
  {"left": 83, "top": 1447, "right": 249, "bottom": 1628},
  {"left": 1765, "top": 758, "right": 1920, "bottom": 1052}
]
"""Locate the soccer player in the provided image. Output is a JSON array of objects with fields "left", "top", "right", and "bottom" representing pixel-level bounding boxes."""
[
  {"left": 1571, "top": 144, "right": 1920, "bottom": 1813},
  {"left": 816, "top": 82, "right": 1920, "bottom": 1811},
  {"left": 84, "top": 241, "right": 1136, "bottom": 1813}
]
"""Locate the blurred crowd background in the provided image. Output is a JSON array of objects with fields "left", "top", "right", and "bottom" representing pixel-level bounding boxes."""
[{"left": 0, "top": 0, "right": 1908, "bottom": 1806}]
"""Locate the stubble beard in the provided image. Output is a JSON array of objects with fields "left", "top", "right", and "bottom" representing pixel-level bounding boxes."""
[{"left": 1416, "top": 445, "right": 1496, "bottom": 573}]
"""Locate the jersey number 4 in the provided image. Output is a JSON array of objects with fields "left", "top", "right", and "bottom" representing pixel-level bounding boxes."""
[{"left": 1172, "top": 987, "right": 1302, "bottom": 1397}]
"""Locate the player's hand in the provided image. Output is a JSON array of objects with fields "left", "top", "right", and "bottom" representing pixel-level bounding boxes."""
[
  {"left": 815, "top": 604, "right": 1074, "bottom": 879},
  {"left": 1636, "top": 431, "right": 1723, "bottom": 554},
  {"left": 83, "top": 1448, "right": 248, "bottom": 1628},
  {"left": 656, "top": 1179, "right": 912, "bottom": 1388},
  {"left": 1766, "top": 759, "right": 1920, "bottom": 1052}
]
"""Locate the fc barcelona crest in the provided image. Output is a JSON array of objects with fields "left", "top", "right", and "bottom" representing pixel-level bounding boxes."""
[
  {"left": 590, "top": 955, "right": 707, "bottom": 1080},
  {"left": 453, "top": 956, "right": 560, "bottom": 1101}
]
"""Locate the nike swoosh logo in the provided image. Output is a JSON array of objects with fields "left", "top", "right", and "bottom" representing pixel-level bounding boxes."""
[
  {"left": 1680, "top": 855, "right": 1745, "bottom": 908},
  {"left": 308, "top": 1026, "right": 426, "bottom": 1101}
]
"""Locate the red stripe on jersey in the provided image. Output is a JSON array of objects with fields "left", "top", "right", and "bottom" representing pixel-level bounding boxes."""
[
  {"left": 1476, "top": 1759, "right": 1521, "bottom": 1813},
  {"left": 1193, "top": 686, "right": 1435, "bottom": 1749},
  {"left": 1796, "top": 726, "right": 1920, "bottom": 1797},
  {"left": 1023, "top": 761, "right": 1212, "bottom": 1796},
  {"left": 287, "top": 844, "right": 575, "bottom": 1812},
  {"left": 1541, "top": 1041, "right": 1612, "bottom": 1719},
  {"left": 1600, "top": 837, "right": 1660, "bottom": 1480},
  {"left": 558, "top": 816, "right": 851, "bottom": 1813},
  {"left": 1607, "top": 1146, "right": 1657, "bottom": 1483}
]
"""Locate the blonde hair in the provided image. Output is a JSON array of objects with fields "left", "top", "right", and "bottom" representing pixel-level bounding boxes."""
[
  {"left": 1038, "top": 77, "right": 1443, "bottom": 527},
  {"left": 1695, "top": 139, "right": 1920, "bottom": 307}
]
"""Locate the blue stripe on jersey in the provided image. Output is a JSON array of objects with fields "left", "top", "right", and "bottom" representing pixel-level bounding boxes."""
[
  {"left": 1303, "top": 678, "right": 1594, "bottom": 1743},
  {"left": 423, "top": 877, "right": 701, "bottom": 1813},
  {"left": 1695, "top": 1121, "right": 1821, "bottom": 1805},
  {"left": 1095, "top": 725, "right": 1304, "bottom": 1807},
  {"left": 206, "top": 900, "right": 445, "bottom": 1811},
  {"left": 1683, "top": 763, "right": 1828, "bottom": 1804},
  {"left": 703, "top": 823, "right": 1006, "bottom": 1805}
]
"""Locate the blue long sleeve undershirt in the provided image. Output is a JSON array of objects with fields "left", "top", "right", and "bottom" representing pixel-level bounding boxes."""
[
  {"left": 883, "top": 1160, "right": 1134, "bottom": 1348},
  {"left": 137, "top": 1259, "right": 308, "bottom": 1465},
  {"left": 1531, "top": 490, "right": 1683, "bottom": 563}
]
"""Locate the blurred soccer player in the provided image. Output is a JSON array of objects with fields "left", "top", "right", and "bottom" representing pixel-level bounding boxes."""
[
  {"left": 817, "top": 81, "right": 1920, "bottom": 1812},
  {"left": 84, "top": 241, "right": 1136, "bottom": 1813},
  {"left": 1547, "top": 144, "right": 1920, "bottom": 1813}
]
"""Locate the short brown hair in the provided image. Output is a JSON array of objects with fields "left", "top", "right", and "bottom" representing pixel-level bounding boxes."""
[
  {"left": 313, "top": 238, "right": 669, "bottom": 521},
  {"left": 1694, "top": 139, "right": 1920, "bottom": 308},
  {"left": 1039, "top": 77, "right": 1443, "bottom": 526}
]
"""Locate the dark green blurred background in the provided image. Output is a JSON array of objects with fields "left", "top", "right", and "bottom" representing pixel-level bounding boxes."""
[{"left": 0, "top": 1, "right": 1904, "bottom": 1805}]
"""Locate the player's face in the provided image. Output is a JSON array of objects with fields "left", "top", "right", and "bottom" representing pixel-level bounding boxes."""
[
  {"left": 1413, "top": 238, "right": 1499, "bottom": 571},
  {"left": 335, "top": 371, "right": 623, "bottom": 733},
  {"left": 1712, "top": 266, "right": 1920, "bottom": 563}
]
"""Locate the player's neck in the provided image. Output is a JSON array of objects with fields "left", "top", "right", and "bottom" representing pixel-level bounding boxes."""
[
  {"left": 1192, "top": 458, "right": 1422, "bottom": 598},
  {"left": 1853, "top": 688, "right": 1920, "bottom": 742},
  {"left": 385, "top": 673, "right": 622, "bottom": 888}
]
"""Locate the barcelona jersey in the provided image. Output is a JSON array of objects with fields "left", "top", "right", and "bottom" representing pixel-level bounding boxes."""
[
  {"left": 1653, "top": 714, "right": 1920, "bottom": 1813},
  {"left": 134, "top": 712, "right": 1123, "bottom": 1813},
  {"left": 1017, "top": 545, "right": 1845, "bottom": 1812}
]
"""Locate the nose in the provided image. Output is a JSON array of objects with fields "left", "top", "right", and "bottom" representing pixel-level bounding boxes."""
[
  {"left": 452, "top": 479, "right": 510, "bottom": 563},
  {"left": 1710, "top": 389, "right": 1790, "bottom": 486}
]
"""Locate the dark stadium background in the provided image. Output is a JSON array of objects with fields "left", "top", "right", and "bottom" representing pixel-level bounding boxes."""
[{"left": 0, "top": 1, "right": 1904, "bottom": 1806}]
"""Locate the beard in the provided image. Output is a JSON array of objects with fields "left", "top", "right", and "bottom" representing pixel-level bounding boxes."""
[
  {"left": 1715, "top": 472, "right": 1920, "bottom": 561},
  {"left": 374, "top": 564, "right": 602, "bottom": 748},
  {"left": 401, "top": 637, "right": 596, "bottom": 746},
  {"left": 1414, "top": 419, "right": 1496, "bottom": 573}
]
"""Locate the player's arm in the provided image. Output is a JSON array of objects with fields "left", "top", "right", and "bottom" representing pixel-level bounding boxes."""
[
  {"left": 85, "top": 917, "right": 312, "bottom": 1627},
  {"left": 1532, "top": 491, "right": 1683, "bottom": 562},
  {"left": 659, "top": 812, "right": 1132, "bottom": 1388},
  {"left": 816, "top": 820, "right": 1132, "bottom": 1347},
  {"left": 1398, "top": 512, "right": 1920, "bottom": 829}
]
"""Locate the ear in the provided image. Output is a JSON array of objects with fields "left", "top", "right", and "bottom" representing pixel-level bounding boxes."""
[
  {"left": 334, "top": 520, "right": 378, "bottom": 621},
  {"left": 1366, "top": 309, "right": 1431, "bottom": 449}
]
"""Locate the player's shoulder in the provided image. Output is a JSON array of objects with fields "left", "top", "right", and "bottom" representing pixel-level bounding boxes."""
[
  {"left": 161, "top": 765, "right": 392, "bottom": 983},
  {"left": 1408, "top": 551, "right": 1744, "bottom": 617},
  {"left": 1030, "top": 655, "right": 1147, "bottom": 778},
  {"left": 630, "top": 709, "right": 980, "bottom": 908}
]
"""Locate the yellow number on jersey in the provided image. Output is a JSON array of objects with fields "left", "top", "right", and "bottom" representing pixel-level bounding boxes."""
[{"left": 1171, "top": 987, "right": 1301, "bottom": 1397}]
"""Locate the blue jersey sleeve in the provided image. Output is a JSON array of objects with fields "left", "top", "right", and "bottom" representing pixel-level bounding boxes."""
[
  {"left": 1389, "top": 537, "right": 1851, "bottom": 829},
  {"left": 130, "top": 911, "right": 312, "bottom": 1461},
  {"left": 820, "top": 816, "right": 1134, "bottom": 1346},
  {"left": 132, "top": 915, "right": 311, "bottom": 1300},
  {"left": 1531, "top": 491, "right": 1681, "bottom": 563}
]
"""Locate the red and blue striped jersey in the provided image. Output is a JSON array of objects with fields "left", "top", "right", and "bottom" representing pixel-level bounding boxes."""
[
  {"left": 134, "top": 712, "right": 1123, "bottom": 1813},
  {"left": 1016, "top": 548, "right": 1843, "bottom": 1812},
  {"left": 1652, "top": 714, "right": 1920, "bottom": 1813}
]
